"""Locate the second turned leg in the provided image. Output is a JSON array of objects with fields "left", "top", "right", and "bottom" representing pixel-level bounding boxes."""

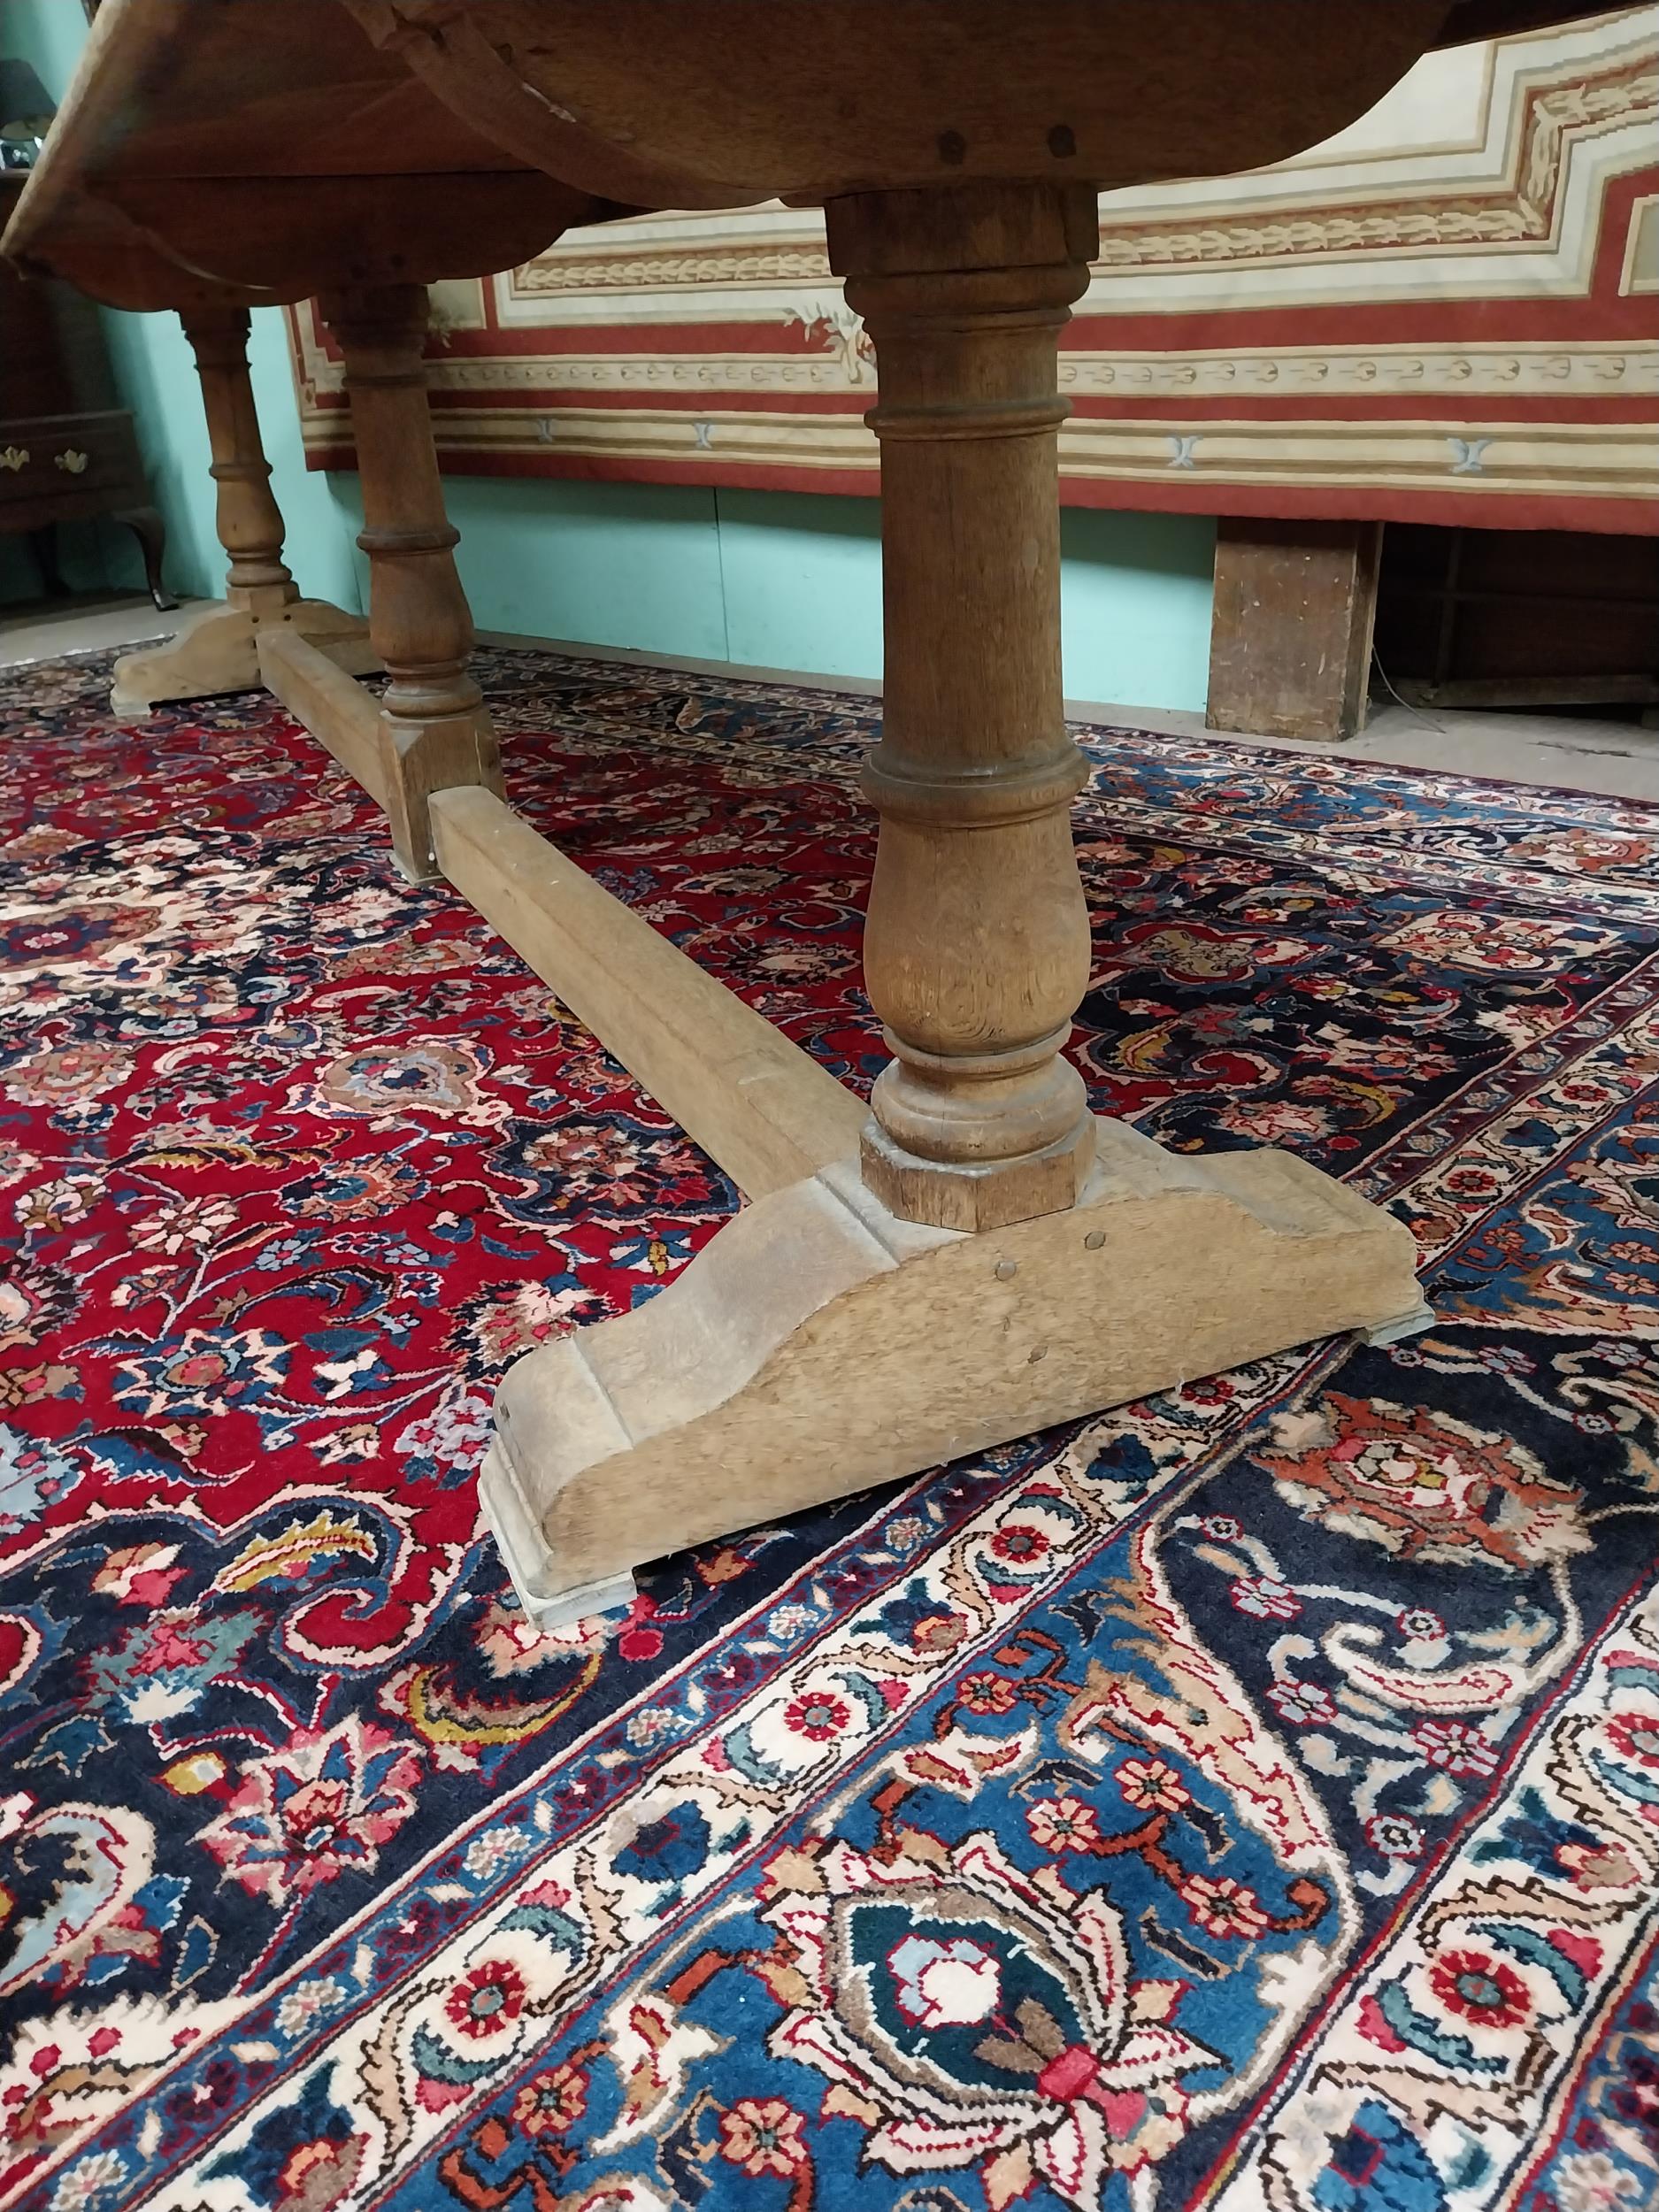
[
  {"left": 109, "top": 306, "right": 375, "bottom": 717},
  {"left": 320, "top": 284, "right": 503, "bottom": 882}
]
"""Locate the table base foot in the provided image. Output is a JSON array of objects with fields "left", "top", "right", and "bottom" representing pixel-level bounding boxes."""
[
  {"left": 110, "top": 599, "right": 379, "bottom": 717},
  {"left": 479, "top": 1441, "right": 640, "bottom": 1632},
  {"left": 1354, "top": 1301, "right": 1437, "bottom": 1348},
  {"left": 485, "top": 1117, "right": 1422, "bottom": 1624}
]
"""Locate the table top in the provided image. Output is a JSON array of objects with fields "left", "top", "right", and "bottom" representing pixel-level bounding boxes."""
[
  {"left": 1, "top": 0, "right": 624, "bottom": 311},
  {"left": 5, "top": 0, "right": 1620, "bottom": 313},
  {"left": 338, "top": 0, "right": 1618, "bottom": 207}
]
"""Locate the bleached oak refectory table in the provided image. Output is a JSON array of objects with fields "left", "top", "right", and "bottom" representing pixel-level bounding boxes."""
[{"left": 4, "top": 0, "right": 1591, "bottom": 1628}]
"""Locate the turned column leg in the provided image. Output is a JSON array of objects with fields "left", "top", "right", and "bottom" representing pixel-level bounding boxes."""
[
  {"left": 320, "top": 282, "right": 502, "bottom": 882},
  {"left": 109, "top": 312, "right": 375, "bottom": 718},
  {"left": 471, "top": 179, "right": 1429, "bottom": 1626},
  {"left": 826, "top": 183, "right": 1100, "bottom": 1233},
  {"left": 180, "top": 306, "right": 300, "bottom": 615}
]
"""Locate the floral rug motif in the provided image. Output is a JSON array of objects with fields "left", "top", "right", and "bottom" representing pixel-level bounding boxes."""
[{"left": 3, "top": 642, "right": 1659, "bottom": 2212}]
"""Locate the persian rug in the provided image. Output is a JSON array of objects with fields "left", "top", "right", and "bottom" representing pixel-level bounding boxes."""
[{"left": 3, "top": 641, "right": 1658, "bottom": 2212}]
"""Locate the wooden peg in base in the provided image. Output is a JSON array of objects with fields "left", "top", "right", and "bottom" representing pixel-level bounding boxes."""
[{"left": 480, "top": 1118, "right": 1424, "bottom": 1630}]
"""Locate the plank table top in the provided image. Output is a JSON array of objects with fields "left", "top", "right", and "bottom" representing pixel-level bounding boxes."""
[
  {"left": 334, "top": 0, "right": 1597, "bottom": 207},
  {"left": 5, "top": 0, "right": 1609, "bottom": 312},
  {"left": 1, "top": 0, "right": 624, "bottom": 311}
]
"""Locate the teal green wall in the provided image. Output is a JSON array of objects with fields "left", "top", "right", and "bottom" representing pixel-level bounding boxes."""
[
  {"left": 4, "top": 0, "right": 1216, "bottom": 710},
  {"left": 3, "top": 0, "right": 81, "bottom": 90}
]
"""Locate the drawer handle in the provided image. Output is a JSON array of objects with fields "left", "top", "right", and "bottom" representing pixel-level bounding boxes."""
[
  {"left": 0, "top": 446, "right": 27, "bottom": 472},
  {"left": 54, "top": 449, "right": 89, "bottom": 474}
]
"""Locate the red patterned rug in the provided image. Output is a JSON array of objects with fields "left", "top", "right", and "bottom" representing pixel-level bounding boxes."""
[{"left": 3, "top": 642, "right": 1658, "bottom": 2212}]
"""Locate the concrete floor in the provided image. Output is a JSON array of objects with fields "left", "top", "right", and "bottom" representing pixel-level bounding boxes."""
[
  {"left": 5, "top": 589, "right": 1658, "bottom": 806},
  {"left": 0, "top": 590, "right": 209, "bottom": 665}
]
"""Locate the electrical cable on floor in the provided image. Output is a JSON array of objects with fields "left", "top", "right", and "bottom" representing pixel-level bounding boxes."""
[{"left": 1371, "top": 647, "right": 1445, "bottom": 733}]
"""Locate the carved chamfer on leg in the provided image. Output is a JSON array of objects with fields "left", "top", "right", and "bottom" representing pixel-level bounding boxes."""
[
  {"left": 826, "top": 182, "right": 1101, "bottom": 1233},
  {"left": 320, "top": 283, "right": 503, "bottom": 882},
  {"left": 109, "top": 304, "right": 374, "bottom": 717},
  {"left": 484, "top": 1117, "right": 1425, "bottom": 1630}
]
